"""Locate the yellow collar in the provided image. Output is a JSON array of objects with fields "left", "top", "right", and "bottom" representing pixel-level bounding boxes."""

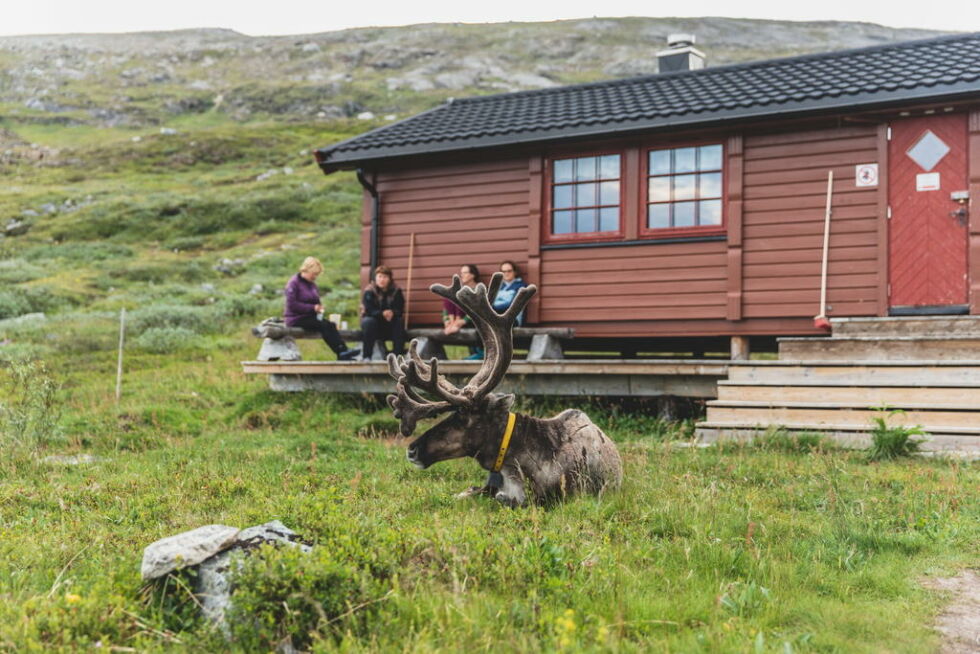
[{"left": 492, "top": 412, "right": 517, "bottom": 472}]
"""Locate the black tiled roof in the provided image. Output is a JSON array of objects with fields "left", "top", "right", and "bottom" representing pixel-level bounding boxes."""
[{"left": 317, "top": 32, "right": 980, "bottom": 171}]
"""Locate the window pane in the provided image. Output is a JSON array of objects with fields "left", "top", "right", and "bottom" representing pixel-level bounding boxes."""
[
  {"left": 599, "top": 207, "right": 618, "bottom": 232},
  {"left": 699, "top": 172, "right": 722, "bottom": 199},
  {"left": 576, "top": 209, "right": 597, "bottom": 233},
  {"left": 699, "top": 200, "right": 722, "bottom": 225},
  {"left": 554, "top": 159, "right": 574, "bottom": 183},
  {"left": 575, "top": 156, "right": 596, "bottom": 182},
  {"left": 673, "top": 174, "right": 697, "bottom": 201},
  {"left": 599, "top": 180, "right": 619, "bottom": 206},
  {"left": 575, "top": 182, "right": 596, "bottom": 207},
  {"left": 648, "top": 204, "right": 670, "bottom": 229},
  {"left": 674, "top": 201, "right": 696, "bottom": 227},
  {"left": 649, "top": 149, "right": 671, "bottom": 175},
  {"left": 674, "top": 147, "right": 697, "bottom": 173},
  {"left": 698, "top": 144, "right": 723, "bottom": 171},
  {"left": 649, "top": 176, "right": 670, "bottom": 202},
  {"left": 553, "top": 185, "right": 573, "bottom": 209},
  {"left": 599, "top": 155, "right": 620, "bottom": 180},
  {"left": 553, "top": 210, "right": 573, "bottom": 234}
]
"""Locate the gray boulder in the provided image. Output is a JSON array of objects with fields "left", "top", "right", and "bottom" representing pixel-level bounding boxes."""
[
  {"left": 141, "top": 524, "right": 240, "bottom": 581},
  {"left": 258, "top": 336, "right": 301, "bottom": 362}
]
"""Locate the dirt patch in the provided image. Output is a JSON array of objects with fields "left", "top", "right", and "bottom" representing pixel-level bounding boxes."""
[{"left": 922, "top": 569, "right": 980, "bottom": 654}]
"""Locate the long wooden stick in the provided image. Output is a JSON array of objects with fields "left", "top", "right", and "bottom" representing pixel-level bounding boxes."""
[
  {"left": 404, "top": 233, "right": 416, "bottom": 328},
  {"left": 814, "top": 171, "right": 833, "bottom": 329},
  {"left": 115, "top": 308, "right": 126, "bottom": 403}
]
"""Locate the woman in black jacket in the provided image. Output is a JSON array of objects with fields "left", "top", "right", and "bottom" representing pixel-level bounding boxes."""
[{"left": 360, "top": 265, "right": 406, "bottom": 360}]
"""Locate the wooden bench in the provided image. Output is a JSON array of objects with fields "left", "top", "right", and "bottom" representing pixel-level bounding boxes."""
[{"left": 252, "top": 319, "right": 573, "bottom": 362}]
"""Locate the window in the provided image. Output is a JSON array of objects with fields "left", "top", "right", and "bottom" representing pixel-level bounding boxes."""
[
  {"left": 645, "top": 144, "right": 724, "bottom": 233},
  {"left": 550, "top": 154, "right": 621, "bottom": 237}
]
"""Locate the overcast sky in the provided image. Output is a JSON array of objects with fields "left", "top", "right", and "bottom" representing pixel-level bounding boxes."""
[{"left": 3, "top": 0, "right": 979, "bottom": 37}]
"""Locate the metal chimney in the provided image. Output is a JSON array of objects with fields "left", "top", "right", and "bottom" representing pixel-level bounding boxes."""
[{"left": 656, "top": 33, "right": 706, "bottom": 73}]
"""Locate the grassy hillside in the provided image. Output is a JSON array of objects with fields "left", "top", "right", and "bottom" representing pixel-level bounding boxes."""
[{"left": 0, "top": 18, "right": 976, "bottom": 651}]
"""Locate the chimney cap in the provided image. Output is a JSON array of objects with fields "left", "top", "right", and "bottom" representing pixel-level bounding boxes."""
[{"left": 667, "top": 33, "right": 696, "bottom": 48}]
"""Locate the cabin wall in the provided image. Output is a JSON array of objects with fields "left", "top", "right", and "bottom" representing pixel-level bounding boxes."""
[
  {"left": 741, "top": 124, "right": 882, "bottom": 320},
  {"left": 373, "top": 158, "right": 531, "bottom": 325},
  {"left": 367, "top": 121, "right": 891, "bottom": 339}
]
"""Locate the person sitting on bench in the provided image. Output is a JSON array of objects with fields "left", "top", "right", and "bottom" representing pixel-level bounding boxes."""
[
  {"left": 284, "top": 256, "right": 359, "bottom": 360},
  {"left": 492, "top": 260, "right": 529, "bottom": 326},
  {"left": 360, "top": 264, "right": 406, "bottom": 360}
]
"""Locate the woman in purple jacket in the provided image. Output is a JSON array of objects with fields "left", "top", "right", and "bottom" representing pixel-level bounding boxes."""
[{"left": 284, "top": 257, "right": 359, "bottom": 360}]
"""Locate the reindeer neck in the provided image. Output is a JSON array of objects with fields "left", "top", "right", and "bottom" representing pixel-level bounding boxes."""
[{"left": 473, "top": 411, "right": 524, "bottom": 470}]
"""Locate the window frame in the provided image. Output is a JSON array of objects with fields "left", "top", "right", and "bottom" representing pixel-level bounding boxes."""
[
  {"left": 639, "top": 140, "right": 727, "bottom": 239},
  {"left": 543, "top": 151, "right": 626, "bottom": 245}
]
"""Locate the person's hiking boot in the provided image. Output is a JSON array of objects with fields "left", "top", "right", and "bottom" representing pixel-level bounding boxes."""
[
  {"left": 464, "top": 350, "right": 484, "bottom": 360},
  {"left": 338, "top": 348, "right": 361, "bottom": 361}
]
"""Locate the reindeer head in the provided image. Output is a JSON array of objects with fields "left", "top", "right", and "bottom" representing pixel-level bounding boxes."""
[{"left": 386, "top": 273, "right": 536, "bottom": 469}]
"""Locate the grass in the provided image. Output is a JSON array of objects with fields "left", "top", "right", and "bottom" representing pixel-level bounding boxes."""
[{"left": 0, "top": 115, "right": 977, "bottom": 651}]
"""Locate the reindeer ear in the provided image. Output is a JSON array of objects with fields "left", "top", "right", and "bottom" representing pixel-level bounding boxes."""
[{"left": 494, "top": 393, "right": 516, "bottom": 411}]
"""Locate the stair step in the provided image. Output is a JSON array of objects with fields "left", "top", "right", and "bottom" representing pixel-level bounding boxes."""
[
  {"left": 717, "top": 384, "right": 980, "bottom": 405},
  {"left": 728, "top": 362, "right": 980, "bottom": 385},
  {"left": 830, "top": 316, "right": 980, "bottom": 338},
  {"left": 778, "top": 336, "right": 980, "bottom": 361},
  {"left": 694, "top": 424, "right": 980, "bottom": 452},
  {"left": 705, "top": 404, "right": 980, "bottom": 430}
]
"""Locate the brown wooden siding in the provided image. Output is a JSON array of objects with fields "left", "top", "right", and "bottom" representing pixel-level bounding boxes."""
[
  {"left": 741, "top": 125, "right": 881, "bottom": 319},
  {"left": 372, "top": 158, "right": 531, "bottom": 325},
  {"left": 363, "top": 110, "right": 979, "bottom": 340}
]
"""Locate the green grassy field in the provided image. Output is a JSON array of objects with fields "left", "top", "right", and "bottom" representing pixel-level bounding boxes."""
[{"left": 1, "top": 117, "right": 978, "bottom": 652}]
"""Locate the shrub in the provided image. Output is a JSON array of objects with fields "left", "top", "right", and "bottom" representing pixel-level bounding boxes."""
[
  {"left": 868, "top": 408, "right": 927, "bottom": 461},
  {"left": 23, "top": 242, "right": 133, "bottom": 262},
  {"left": 227, "top": 545, "right": 386, "bottom": 650},
  {"left": 0, "top": 359, "right": 63, "bottom": 450},
  {"left": 129, "top": 304, "right": 213, "bottom": 335},
  {"left": 0, "top": 287, "right": 63, "bottom": 320},
  {"left": 134, "top": 326, "right": 202, "bottom": 353}
]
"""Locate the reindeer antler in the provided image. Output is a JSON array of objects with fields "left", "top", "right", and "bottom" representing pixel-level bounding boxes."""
[
  {"left": 430, "top": 272, "right": 536, "bottom": 404},
  {"left": 386, "top": 272, "right": 536, "bottom": 436}
]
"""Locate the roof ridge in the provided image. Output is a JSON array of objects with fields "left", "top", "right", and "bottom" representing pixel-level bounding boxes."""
[{"left": 452, "top": 30, "right": 977, "bottom": 106}]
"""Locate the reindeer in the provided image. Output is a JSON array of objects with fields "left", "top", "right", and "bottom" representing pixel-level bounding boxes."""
[{"left": 386, "top": 273, "right": 622, "bottom": 507}]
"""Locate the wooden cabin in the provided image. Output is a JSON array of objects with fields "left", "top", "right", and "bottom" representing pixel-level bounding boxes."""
[{"left": 315, "top": 33, "right": 980, "bottom": 357}]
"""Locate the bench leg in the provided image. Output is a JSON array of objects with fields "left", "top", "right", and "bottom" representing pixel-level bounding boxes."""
[
  {"left": 527, "top": 334, "right": 563, "bottom": 361},
  {"left": 414, "top": 336, "right": 447, "bottom": 360},
  {"left": 258, "top": 337, "right": 301, "bottom": 362}
]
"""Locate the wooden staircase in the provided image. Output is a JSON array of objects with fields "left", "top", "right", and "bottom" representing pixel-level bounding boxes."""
[{"left": 696, "top": 317, "right": 980, "bottom": 452}]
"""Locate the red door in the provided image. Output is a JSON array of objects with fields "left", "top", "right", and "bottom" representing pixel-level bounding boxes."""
[{"left": 888, "top": 114, "right": 970, "bottom": 313}]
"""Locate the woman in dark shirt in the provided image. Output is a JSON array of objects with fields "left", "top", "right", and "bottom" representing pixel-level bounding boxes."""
[
  {"left": 284, "top": 256, "right": 359, "bottom": 360},
  {"left": 360, "top": 265, "right": 406, "bottom": 359}
]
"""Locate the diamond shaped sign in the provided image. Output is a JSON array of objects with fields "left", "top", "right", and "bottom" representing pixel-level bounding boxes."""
[{"left": 906, "top": 130, "right": 950, "bottom": 172}]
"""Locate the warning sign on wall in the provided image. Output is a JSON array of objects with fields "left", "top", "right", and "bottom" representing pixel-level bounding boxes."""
[{"left": 855, "top": 163, "right": 878, "bottom": 187}]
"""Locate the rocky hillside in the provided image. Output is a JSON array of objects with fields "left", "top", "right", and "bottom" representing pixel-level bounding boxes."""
[{"left": 0, "top": 18, "right": 950, "bottom": 128}]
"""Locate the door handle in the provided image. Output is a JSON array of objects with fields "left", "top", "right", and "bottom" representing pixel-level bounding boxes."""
[{"left": 950, "top": 207, "right": 968, "bottom": 226}]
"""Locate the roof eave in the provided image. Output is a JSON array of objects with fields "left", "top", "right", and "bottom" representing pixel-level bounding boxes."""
[{"left": 316, "top": 81, "right": 980, "bottom": 173}]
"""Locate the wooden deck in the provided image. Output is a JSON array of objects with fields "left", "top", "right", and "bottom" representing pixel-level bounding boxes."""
[{"left": 241, "top": 359, "right": 731, "bottom": 397}]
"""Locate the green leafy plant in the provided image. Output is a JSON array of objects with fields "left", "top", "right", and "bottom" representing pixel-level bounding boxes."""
[
  {"left": 868, "top": 407, "right": 927, "bottom": 462},
  {"left": 0, "top": 359, "right": 63, "bottom": 450},
  {"left": 134, "top": 326, "right": 202, "bottom": 353}
]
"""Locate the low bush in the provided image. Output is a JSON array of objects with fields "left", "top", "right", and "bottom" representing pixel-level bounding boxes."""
[
  {"left": 23, "top": 242, "right": 134, "bottom": 262},
  {"left": 0, "top": 359, "right": 63, "bottom": 450},
  {"left": 227, "top": 544, "right": 388, "bottom": 650},
  {"left": 133, "top": 326, "right": 202, "bottom": 353},
  {"left": 129, "top": 304, "right": 213, "bottom": 335},
  {"left": 868, "top": 408, "right": 927, "bottom": 461},
  {"left": 0, "top": 287, "right": 63, "bottom": 320}
]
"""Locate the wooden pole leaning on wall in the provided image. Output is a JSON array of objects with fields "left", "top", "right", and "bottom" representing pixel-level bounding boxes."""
[
  {"left": 404, "top": 233, "right": 416, "bottom": 328},
  {"left": 814, "top": 170, "right": 834, "bottom": 331},
  {"left": 115, "top": 308, "right": 126, "bottom": 403}
]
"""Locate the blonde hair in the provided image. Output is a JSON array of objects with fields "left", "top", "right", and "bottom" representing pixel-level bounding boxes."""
[{"left": 299, "top": 256, "right": 323, "bottom": 275}]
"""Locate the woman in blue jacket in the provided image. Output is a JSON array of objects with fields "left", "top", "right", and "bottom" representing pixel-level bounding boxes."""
[{"left": 492, "top": 260, "right": 529, "bottom": 325}]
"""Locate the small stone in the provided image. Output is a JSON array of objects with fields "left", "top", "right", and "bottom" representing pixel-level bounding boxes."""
[
  {"left": 249, "top": 284, "right": 263, "bottom": 295},
  {"left": 282, "top": 166, "right": 293, "bottom": 175},
  {"left": 131, "top": 136, "right": 142, "bottom": 142},
  {"left": 200, "top": 283, "right": 216, "bottom": 293},
  {"left": 42, "top": 454, "right": 98, "bottom": 465},
  {"left": 141, "top": 524, "right": 240, "bottom": 581},
  {"left": 356, "top": 111, "right": 375, "bottom": 120},
  {"left": 258, "top": 337, "right": 301, "bottom": 362},
  {"left": 159, "top": 127, "right": 178, "bottom": 135}
]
